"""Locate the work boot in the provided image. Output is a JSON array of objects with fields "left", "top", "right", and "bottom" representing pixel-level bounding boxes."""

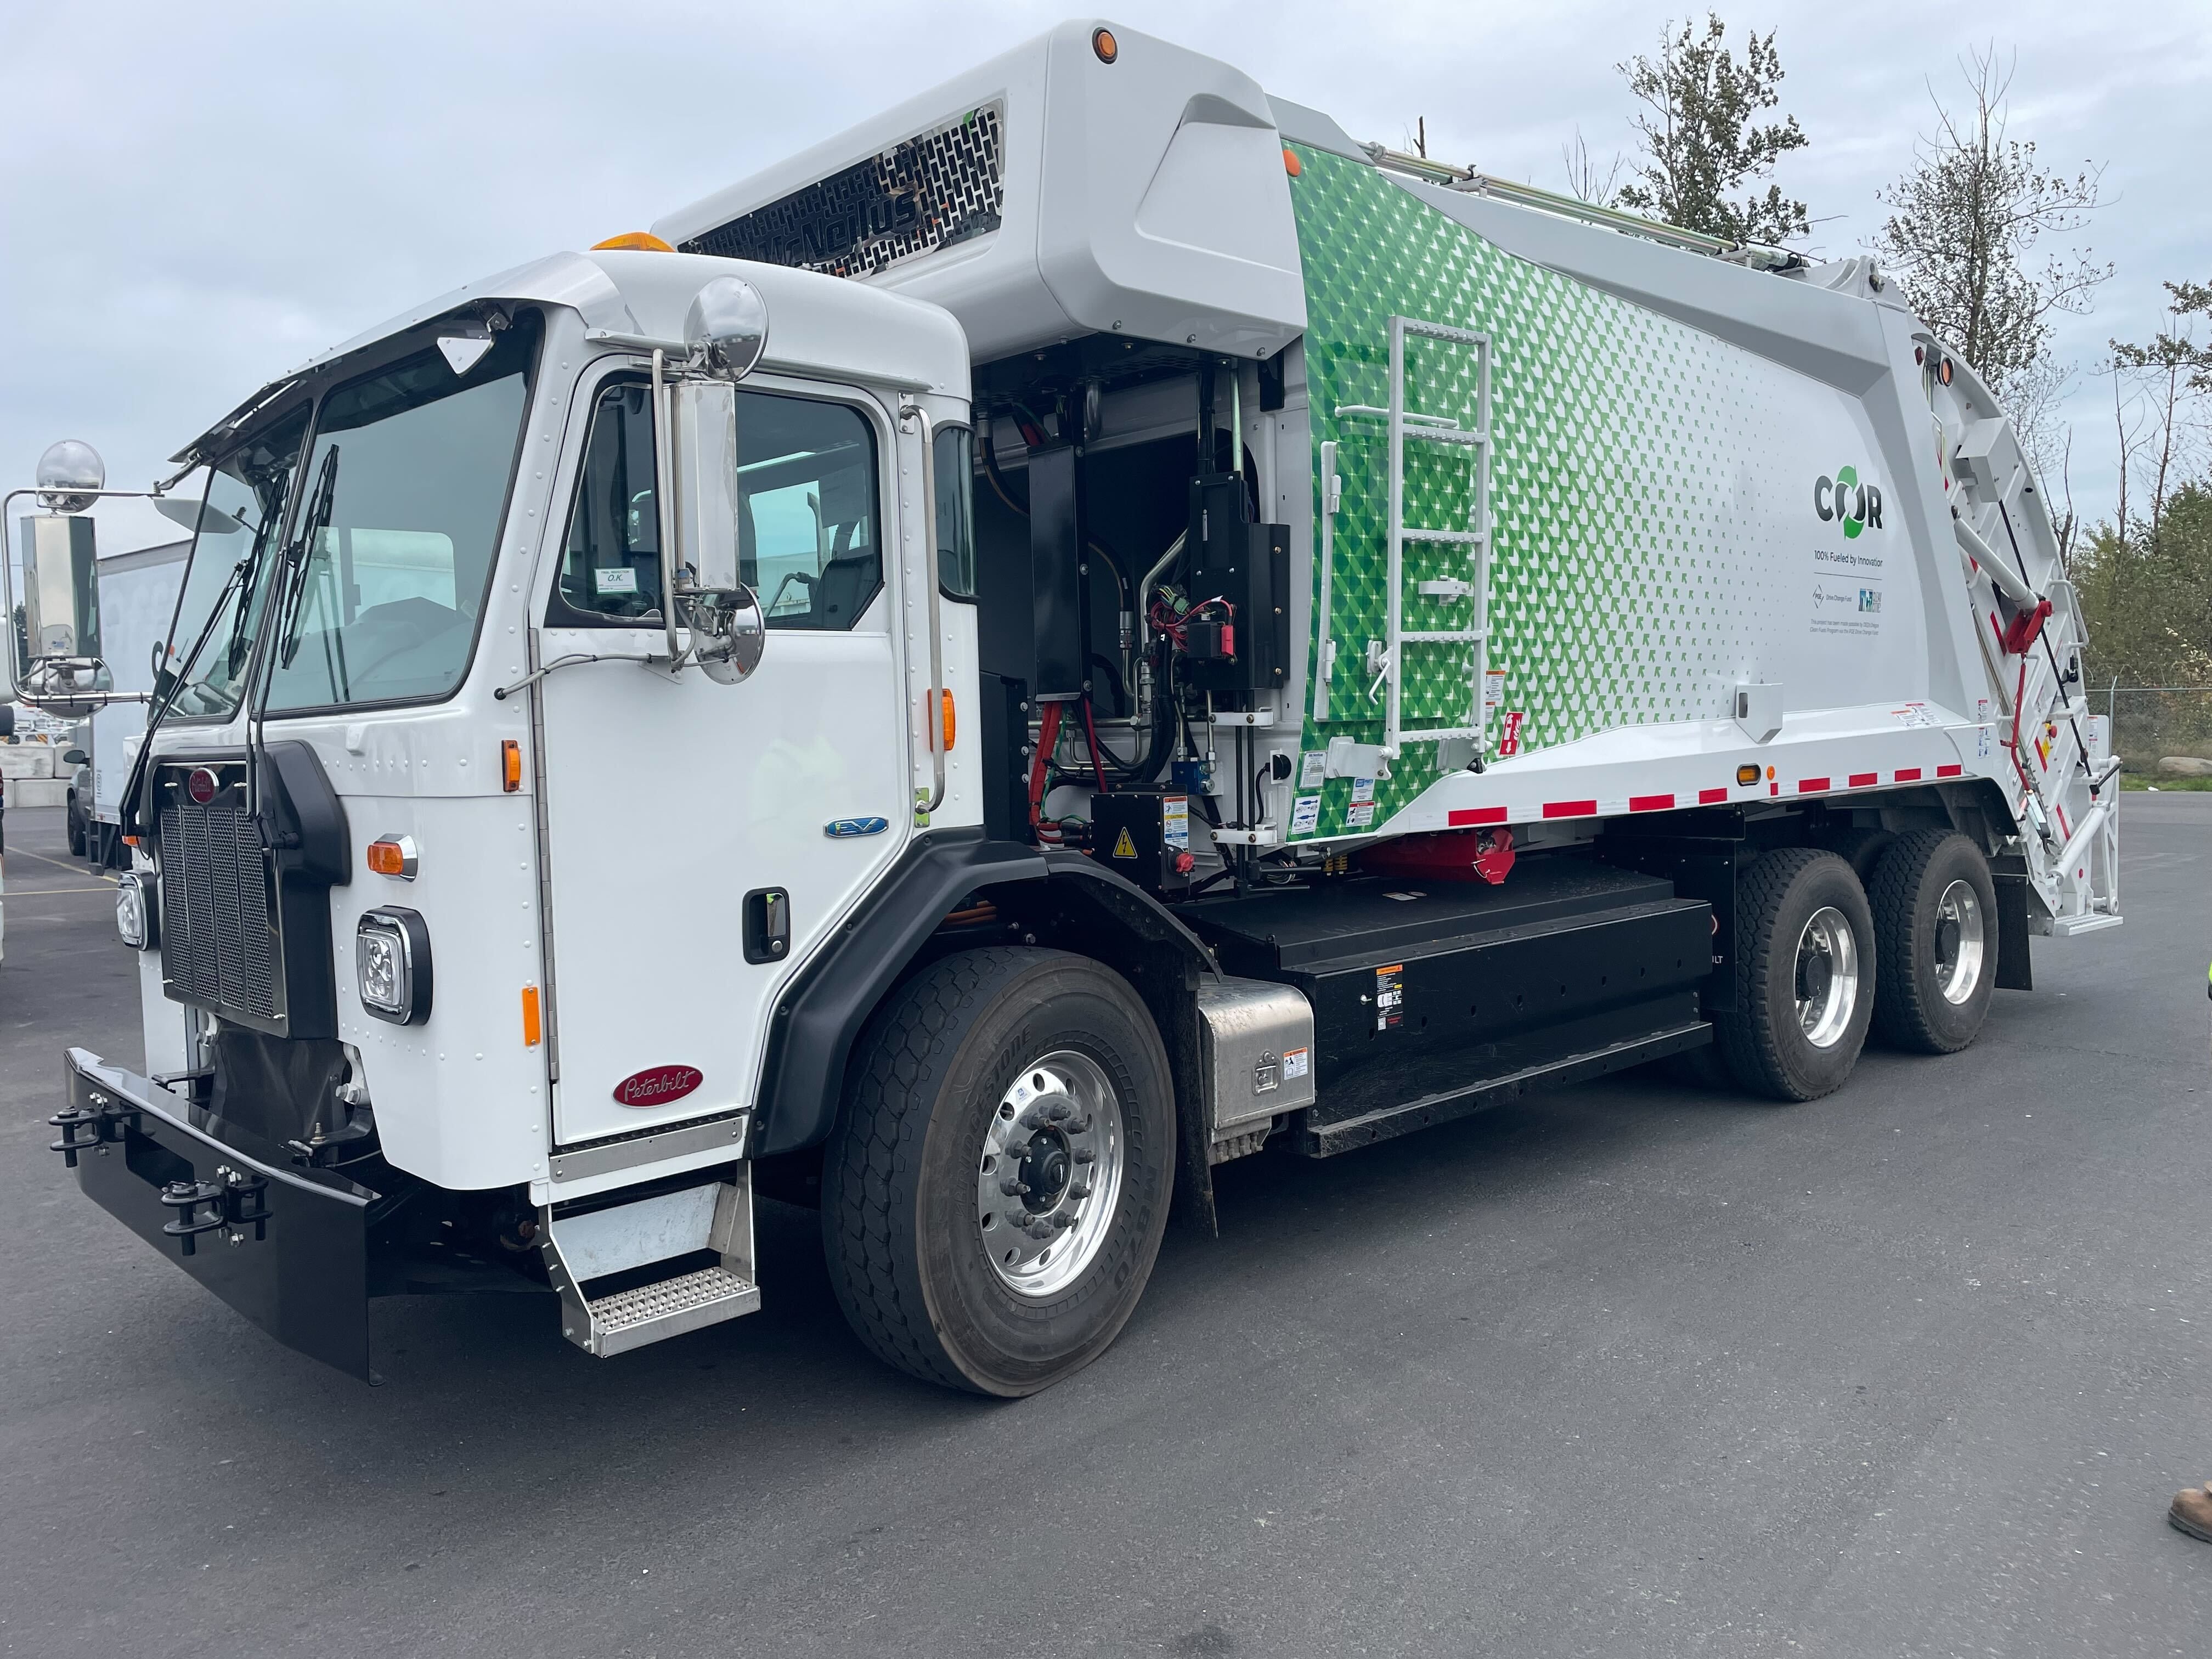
[{"left": 2170, "top": 1484, "right": 2212, "bottom": 1543}]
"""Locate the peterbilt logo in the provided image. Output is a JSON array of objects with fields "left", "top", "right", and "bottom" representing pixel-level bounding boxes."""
[
  {"left": 185, "top": 766, "right": 222, "bottom": 804},
  {"left": 613, "top": 1065, "right": 704, "bottom": 1108}
]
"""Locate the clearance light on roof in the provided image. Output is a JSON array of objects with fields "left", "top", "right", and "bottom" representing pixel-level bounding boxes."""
[
  {"left": 592, "top": 232, "right": 675, "bottom": 253},
  {"left": 1091, "top": 26, "right": 1117, "bottom": 63}
]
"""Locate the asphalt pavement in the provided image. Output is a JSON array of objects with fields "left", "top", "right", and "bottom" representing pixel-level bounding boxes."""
[{"left": 2, "top": 798, "right": 2207, "bottom": 1658}]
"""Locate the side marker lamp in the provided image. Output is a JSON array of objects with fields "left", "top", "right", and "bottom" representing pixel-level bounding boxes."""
[
  {"left": 1091, "top": 26, "right": 1118, "bottom": 62},
  {"left": 366, "top": 834, "right": 419, "bottom": 879},
  {"left": 501, "top": 740, "right": 523, "bottom": 792},
  {"left": 592, "top": 232, "right": 675, "bottom": 252},
  {"left": 1735, "top": 764, "right": 1760, "bottom": 786}
]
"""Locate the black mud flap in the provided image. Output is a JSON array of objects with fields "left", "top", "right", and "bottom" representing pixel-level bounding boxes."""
[{"left": 56, "top": 1048, "right": 378, "bottom": 1379}]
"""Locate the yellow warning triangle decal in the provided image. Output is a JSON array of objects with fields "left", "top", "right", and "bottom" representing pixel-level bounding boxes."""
[{"left": 1111, "top": 826, "right": 1137, "bottom": 859}]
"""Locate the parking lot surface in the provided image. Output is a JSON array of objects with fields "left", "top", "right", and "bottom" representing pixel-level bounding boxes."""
[{"left": 2, "top": 799, "right": 2206, "bottom": 1657}]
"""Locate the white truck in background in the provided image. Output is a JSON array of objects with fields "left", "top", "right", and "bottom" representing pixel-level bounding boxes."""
[
  {"left": 18, "top": 20, "right": 2115, "bottom": 1396},
  {"left": 77, "top": 535, "right": 190, "bottom": 863}
]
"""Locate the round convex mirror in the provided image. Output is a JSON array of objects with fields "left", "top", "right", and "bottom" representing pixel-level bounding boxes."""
[{"left": 684, "top": 277, "right": 770, "bottom": 380}]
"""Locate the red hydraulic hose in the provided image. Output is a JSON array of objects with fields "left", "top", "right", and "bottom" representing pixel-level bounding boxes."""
[
  {"left": 1028, "top": 701, "right": 1064, "bottom": 839},
  {"left": 1080, "top": 696, "right": 1111, "bottom": 794}
]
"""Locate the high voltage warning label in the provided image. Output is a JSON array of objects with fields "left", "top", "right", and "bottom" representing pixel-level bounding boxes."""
[{"left": 1111, "top": 826, "right": 1137, "bottom": 859}]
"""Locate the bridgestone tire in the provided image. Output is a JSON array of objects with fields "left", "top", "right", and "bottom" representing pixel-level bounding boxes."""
[
  {"left": 1868, "top": 830, "right": 1998, "bottom": 1054},
  {"left": 1714, "top": 849, "right": 1876, "bottom": 1103},
  {"left": 821, "top": 947, "right": 1175, "bottom": 1397}
]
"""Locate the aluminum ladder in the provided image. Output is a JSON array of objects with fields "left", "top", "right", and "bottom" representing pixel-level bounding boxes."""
[{"left": 1327, "top": 314, "right": 1493, "bottom": 761}]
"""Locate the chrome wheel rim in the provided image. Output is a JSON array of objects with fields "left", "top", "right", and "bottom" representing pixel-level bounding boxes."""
[
  {"left": 1933, "top": 878, "right": 1986, "bottom": 1005},
  {"left": 975, "top": 1049, "right": 1124, "bottom": 1299},
  {"left": 1794, "top": 905, "right": 1859, "bottom": 1048}
]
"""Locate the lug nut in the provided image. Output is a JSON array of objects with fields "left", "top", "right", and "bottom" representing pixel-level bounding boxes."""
[
  {"left": 1051, "top": 1210, "right": 1077, "bottom": 1230},
  {"left": 1043, "top": 1101, "right": 1072, "bottom": 1123},
  {"left": 999, "top": 1178, "right": 1029, "bottom": 1197},
  {"left": 1074, "top": 1148, "right": 1096, "bottom": 1165},
  {"left": 1068, "top": 1181, "right": 1092, "bottom": 1200}
]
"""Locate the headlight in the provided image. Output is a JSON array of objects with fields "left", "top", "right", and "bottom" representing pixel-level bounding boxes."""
[
  {"left": 115, "top": 872, "right": 154, "bottom": 950},
  {"left": 356, "top": 907, "right": 433, "bottom": 1025}
]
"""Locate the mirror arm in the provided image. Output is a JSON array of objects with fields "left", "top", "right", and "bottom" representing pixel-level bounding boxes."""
[
  {"left": 651, "top": 349, "right": 683, "bottom": 667},
  {"left": 900, "top": 404, "right": 947, "bottom": 819}
]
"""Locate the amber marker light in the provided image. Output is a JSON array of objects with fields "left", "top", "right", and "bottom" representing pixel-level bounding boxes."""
[
  {"left": 1736, "top": 764, "right": 1759, "bottom": 786},
  {"left": 591, "top": 232, "right": 674, "bottom": 252},
  {"left": 941, "top": 690, "right": 957, "bottom": 752},
  {"left": 1283, "top": 148, "right": 1302, "bottom": 178},
  {"left": 521, "top": 985, "right": 543, "bottom": 1047},
  {"left": 1091, "top": 26, "right": 1117, "bottom": 63},
  {"left": 501, "top": 740, "right": 523, "bottom": 792},
  {"left": 366, "top": 834, "right": 419, "bottom": 879}
]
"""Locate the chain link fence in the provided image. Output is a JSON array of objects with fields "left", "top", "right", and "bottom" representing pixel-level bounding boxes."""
[{"left": 2103, "top": 687, "right": 2212, "bottom": 778}]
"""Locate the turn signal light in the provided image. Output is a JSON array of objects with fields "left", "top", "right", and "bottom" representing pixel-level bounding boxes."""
[
  {"left": 591, "top": 231, "right": 674, "bottom": 252},
  {"left": 501, "top": 740, "right": 523, "bottom": 792},
  {"left": 940, "top": 690, "right": 957, "bottom": 752},
  {"left": 366, "top": 834, "right": 419, "bottom": 879},
  {"left": 1735, "top": 764, "right": 1759, "bottom": 786}
]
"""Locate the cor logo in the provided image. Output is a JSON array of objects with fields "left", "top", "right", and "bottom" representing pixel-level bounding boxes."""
[{"left": 1814, "top": 466, "right": 1883, "bottom": 539}]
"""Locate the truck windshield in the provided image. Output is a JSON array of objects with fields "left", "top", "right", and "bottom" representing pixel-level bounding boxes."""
[
  {"left": 165, "top": 408, "right": 312, "bottom": 719},
  {"left": 265, "top": 314, "right": 537, "bottom": 710}
]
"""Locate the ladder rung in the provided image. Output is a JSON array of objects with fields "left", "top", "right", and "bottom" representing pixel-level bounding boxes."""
[
  {"left": 1404, "top": 425, "right": 1487, "bottom": 447},
  {"left": 1402, "top": 630, "right": 1485, "bottom": 644},
  {"left": 1401, "top": 726, "right": 1483, "bottom": 741},
  {"left": 1402, "top": 320, "right": 1489, "bottom": 347},
  {"left": 1418, "top": 579, "right": 1477, "bottom": 599},
  {"left": 1401, "top": 528, "right": 1485, "bottom": 545}
]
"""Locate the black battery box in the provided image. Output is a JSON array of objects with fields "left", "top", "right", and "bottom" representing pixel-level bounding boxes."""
[{"left": 1088, "top": 789, "right": 1197, "bottom": 897}]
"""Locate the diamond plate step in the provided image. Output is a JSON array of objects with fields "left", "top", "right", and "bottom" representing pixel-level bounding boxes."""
[{"left": 584, "top": 1264, "right": 760, "bottom": 1357}]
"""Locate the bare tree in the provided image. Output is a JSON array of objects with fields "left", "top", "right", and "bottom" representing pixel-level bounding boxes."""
[
  {"left": 1562, "top": 126, "right": 1624, "bottom": 207},
  {"left": 1614, "top": 13, "right": 1810, "bottom": 246},
  {"left": 2111, "top": 286, "right": 2212, "bottom": 556},
  {"left": 1873, "top": 48, "right": 2109, "bottom": 408}
]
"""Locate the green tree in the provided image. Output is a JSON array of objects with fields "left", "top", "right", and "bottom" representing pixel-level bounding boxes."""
[
  {"left": 1872, "top": 50, "right": 2108, "bottom": 412},
  {"left": 1613, "top": 13, "right": 1810, "bottom": 245}
]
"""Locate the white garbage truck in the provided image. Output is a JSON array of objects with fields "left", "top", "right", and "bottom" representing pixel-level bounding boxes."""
[{"left": 28, "top": 19, "right": 2117, "bottom": 1393}]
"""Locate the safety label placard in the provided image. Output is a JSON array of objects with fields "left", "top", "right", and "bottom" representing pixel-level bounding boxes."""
[
  {"left": 1374, "top": 963, "right": 1403, "bottom": 1032},
  {"left": 1161, "top": 794, "right": 1189, "bottom": 850},
  {"left": 1290, "top": 794, "right": 1322, "bottom": 835}
]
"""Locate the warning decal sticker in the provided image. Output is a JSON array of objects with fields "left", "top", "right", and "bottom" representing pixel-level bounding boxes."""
[
  {"left": 1110, "top": 826, "right": 1137, "bottom": 859},
  {"left": 1374, "top": 963, "right": 1404, "bottom": 1032}
]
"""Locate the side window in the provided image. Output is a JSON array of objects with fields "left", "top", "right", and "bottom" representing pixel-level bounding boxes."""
[
  {"left": 740, "top": 390, "right": 881, "bottom": 631},
  {"left": 555, "top": 382, "right": 660, "bottom": 625},
  {"left": 933, "top": 425, "right": 976, "bottom": 599},
  {"left": 555, "top": 380, "right": 882, "bottom": 631}
]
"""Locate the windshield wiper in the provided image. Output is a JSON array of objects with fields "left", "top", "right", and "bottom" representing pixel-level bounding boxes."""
[{"left": 277, "top": 445, "right": 339, "bottom": 669}]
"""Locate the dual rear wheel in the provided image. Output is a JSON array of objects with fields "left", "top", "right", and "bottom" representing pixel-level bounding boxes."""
[{"left": 1714, "top": 830, "right": 1998, "bottom": 1101}]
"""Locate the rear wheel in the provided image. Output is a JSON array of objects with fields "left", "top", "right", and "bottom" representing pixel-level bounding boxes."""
[
  {"left": 1869, "top": 830, "right": 1997, "bottom": 1053},
  {"left": 822, "top": 947, "right": 1175, "bottom": 1397},
  {"left": 1715, "top": 849, "right": 1876, "bottom": 1101}
]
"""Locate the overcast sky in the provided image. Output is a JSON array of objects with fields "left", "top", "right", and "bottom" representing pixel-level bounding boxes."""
[{"left": 5, "top": 0, "right": 2207, "bottom": 554}]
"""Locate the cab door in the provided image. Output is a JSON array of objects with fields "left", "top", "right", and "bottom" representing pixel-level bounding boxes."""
[{"left": 534, "top": 367, "right": 917, "bottom": 1146}]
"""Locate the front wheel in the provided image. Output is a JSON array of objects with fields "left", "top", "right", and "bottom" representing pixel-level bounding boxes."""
[{"left": 822, "top": 947, "right": 1175, "bottom": 1396}]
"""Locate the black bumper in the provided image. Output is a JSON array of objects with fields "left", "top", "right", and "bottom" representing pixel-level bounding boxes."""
[{"left": 55, "top": 1048, "right": 379, "bottom": 1379}]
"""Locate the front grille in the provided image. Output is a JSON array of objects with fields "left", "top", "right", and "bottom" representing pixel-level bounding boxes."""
[
  {"left": 681, "top": 101, "right": 1005, "bottom": 279},
  {"left": 160, "top": 795, "right": 281, "bottom": 1023}
]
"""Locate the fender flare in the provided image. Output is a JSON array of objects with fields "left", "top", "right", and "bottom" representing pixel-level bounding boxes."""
[{"left": 751, "top": 831, "right": 1216, "bottom": 1157}]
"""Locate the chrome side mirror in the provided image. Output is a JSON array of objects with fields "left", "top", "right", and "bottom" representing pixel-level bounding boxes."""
[
  {"left": 680, "top": 586, "right": 766, "bottom": 684},
  {"left": 19, "top": 511, "right": 101, "bottom": 663}
]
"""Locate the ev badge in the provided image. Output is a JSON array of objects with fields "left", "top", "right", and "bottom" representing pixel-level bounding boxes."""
[{"left": 823, "top": 816, "right": 889, "bottom": 838}]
